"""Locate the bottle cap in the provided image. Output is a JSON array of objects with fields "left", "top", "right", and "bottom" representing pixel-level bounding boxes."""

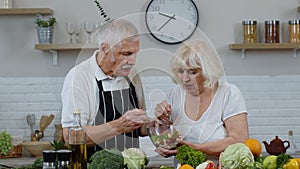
[
  {"left": 42, "top": 150, "right": 56, "bottom": 162},
  {"left": 57, "top": 149, "right": 71, "bottom": 162}
]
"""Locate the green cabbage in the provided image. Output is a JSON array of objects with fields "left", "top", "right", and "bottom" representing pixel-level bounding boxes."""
[
  {"left": 122, "top": 148, "right": 148, "bottom": 169},
  {"left": 220, "top": 143, "right": 254, "bottom": 169}
]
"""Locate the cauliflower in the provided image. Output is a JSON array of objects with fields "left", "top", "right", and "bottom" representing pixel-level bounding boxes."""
[{"left": 122, "top": 148, "right": 148, "bottom": 169}]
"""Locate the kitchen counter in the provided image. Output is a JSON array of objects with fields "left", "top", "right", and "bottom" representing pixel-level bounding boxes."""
[
  {"left": 0, "top": 157, "right": 37, "bottom": 168},
  {"left": 0, "top": 156, "right": 173, "bottom": 169}
]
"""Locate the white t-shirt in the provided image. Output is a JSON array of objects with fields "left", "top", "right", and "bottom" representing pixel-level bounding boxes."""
[
  {"left": 61, "top": 50, "right": 131, "bottom": 128},
  {"left": 168, "top": 81, "right": 247, "bottom": 144}
]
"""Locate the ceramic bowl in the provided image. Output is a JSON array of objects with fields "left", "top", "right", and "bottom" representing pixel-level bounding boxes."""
[{"left": 21, "top": 141, "right": 53, "bottom": 157}]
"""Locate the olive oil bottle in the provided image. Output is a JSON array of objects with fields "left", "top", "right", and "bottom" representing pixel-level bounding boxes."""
[{"left": 68, "top": 109, "right": 87, "bottom": 169}]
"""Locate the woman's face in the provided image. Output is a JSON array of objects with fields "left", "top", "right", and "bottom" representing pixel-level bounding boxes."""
[{"left": 176, "top": 67, "right": 206, "bottom": 96}]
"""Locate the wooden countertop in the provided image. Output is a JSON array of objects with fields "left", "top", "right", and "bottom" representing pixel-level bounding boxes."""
[
  {"left": 0, "top": 157, "right": 37, "bottom": 168},
  {"left": 0, "top": 156, "right": 173, "bottom": 169}
]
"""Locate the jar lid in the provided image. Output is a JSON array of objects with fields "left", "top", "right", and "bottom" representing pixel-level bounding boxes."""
[
  {"left": 265, "top": 20, "right": 280, "bottom": 24},
  {"left": 242, "top": 20, "right": 257, "bottom": 25},
  {"left": 289, "top": 20, "right": 300, "bottom": 24}
]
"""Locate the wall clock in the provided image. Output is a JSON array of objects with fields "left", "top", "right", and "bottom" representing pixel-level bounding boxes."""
[{"left": 145, "top": 0, "right": 199, "bottom": 44}]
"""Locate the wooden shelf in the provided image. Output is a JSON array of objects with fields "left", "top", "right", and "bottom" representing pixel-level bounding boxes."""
[
  {"left": 35, "top": 43, "right": 98, "bottom": 65},
  {"left": 35, "top": 43, "right": 98, "bottom": 51},
  {"left": 229, "top": 43, "right": 300, "bottom": 58},
  {"left": 229, "top": 43, "right": 300, "bottom": 50},
  {"left": 0, "top": 8, "right": 53, "bottom": 15}
]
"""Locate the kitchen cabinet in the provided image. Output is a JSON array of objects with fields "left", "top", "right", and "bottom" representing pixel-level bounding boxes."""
[
  {"left": 0, "top": 8, "right": 53, "bottom": 15},
  {"left": 229, "top": 43, "right": 300, "bottom": 59},
  {"left": 34, "top": 43, "right": 98, "bottom": 65}
]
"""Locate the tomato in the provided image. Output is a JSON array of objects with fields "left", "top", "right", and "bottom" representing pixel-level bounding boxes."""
[{"left": 205, "top": 162, "right": 215, "bottom": 169}]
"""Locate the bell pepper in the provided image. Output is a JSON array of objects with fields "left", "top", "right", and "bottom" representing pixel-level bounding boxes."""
[{"left": 283, "top": 159, "right": 299, "bottom": 169}]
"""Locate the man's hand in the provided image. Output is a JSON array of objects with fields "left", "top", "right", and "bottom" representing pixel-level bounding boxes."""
[{"left": 113, "top": 109, "right": 148, "bottom": 133}]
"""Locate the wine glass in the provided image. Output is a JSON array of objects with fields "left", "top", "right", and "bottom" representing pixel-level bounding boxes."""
[
  {"left": 84, "top": 22, "right": 94, "bottom": 43},
  {"left": 65, "top": 22, "right": 75, "bottom": 43},
  {"left": 74, "top": 24, "right": 82, "bottom": 43}
]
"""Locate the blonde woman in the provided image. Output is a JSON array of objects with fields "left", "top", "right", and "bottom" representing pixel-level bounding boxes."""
[{"left": 154, "top": 39, "right": 249, "bottom": 165}]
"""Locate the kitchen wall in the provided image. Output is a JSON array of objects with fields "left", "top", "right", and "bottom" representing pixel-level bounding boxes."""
[
  {"left": 0, "top": 0, "right": 300, "bottom": 77},
  {"left": 0, "top": 0, "right": 300, "bottom": 157},
  {"left": 0, "top": 75, "right": 300, "bottom": 156}
]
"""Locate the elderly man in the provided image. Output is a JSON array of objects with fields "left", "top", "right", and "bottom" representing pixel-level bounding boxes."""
[{"left": 61, "top": 19, "right": 148, "bottom": 159}]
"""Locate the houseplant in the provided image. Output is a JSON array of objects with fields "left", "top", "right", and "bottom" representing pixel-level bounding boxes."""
[{"left": 35, "top": 17, "right": 56, "bottom": 44}]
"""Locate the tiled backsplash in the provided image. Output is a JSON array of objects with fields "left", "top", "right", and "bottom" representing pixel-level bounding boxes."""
[{"left": 0, "top": 75, "right": 299, "bottom": 156}]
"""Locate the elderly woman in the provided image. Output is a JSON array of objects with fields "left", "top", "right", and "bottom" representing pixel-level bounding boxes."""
[{"left": 154, "top": 39, "right": 249, "bottom": 164}]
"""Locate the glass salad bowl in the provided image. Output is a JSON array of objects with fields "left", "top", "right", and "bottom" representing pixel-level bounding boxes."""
[{"left": 147, "top": 120, "right": 182, "bottom": 149}]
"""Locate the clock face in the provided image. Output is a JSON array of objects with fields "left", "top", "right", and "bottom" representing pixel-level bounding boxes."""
[{"left": 145, "top": 0, "right": 199, "bottom": 44}]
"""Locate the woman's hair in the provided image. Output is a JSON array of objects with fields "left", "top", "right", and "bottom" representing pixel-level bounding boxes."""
[
  {"left": 96, "top": 19, "right": 139, "bottom": 48},
  {"left": 171, "top": 39, "right": 225, "bottom": 88}
]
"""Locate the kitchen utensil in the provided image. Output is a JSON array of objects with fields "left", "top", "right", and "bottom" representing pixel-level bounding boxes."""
[
  {"left": 26, "top": 114, "right": 35, "bottom": 138},
  {"left": 40, "top": 114, "right": 55, "bottom": 132}
]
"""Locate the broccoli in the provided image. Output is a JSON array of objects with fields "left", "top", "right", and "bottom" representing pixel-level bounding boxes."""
[{"left": 89, "top": 148, "right": 124, "bottom": 169}]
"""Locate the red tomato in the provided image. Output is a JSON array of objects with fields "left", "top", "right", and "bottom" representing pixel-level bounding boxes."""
[{"left": 205, "top": 162, "right": 215, "bottom": 169}]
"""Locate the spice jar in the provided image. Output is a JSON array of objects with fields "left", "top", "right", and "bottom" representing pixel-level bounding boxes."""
[
  {"left": 289, "top": 20, "right": 300, "bottom": 43},
  {"left": 265, "top": 20, "right": 280, "bottom": 43},
  {"left": 243, "top": 20, "right": 257, "bottom": 43}
]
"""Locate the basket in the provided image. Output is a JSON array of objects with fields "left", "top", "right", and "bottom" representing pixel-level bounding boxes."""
[{"left": 0, "top": 144, "right": 22, "bottom": 159}]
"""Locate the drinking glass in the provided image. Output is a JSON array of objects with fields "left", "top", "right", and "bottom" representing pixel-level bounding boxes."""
[
  {"left": 74, "top": 25, "right": 82, "bottom": 43},
  {"left": 65, "top": 22, "right": 75, "bottom": 43},
  {"left": 84, "top": 22, "right": 94, "bottom": 43}
]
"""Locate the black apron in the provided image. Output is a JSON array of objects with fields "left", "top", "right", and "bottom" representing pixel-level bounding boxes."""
[{"left": 87, "top": 77, "right": 140, "bottom": 160}]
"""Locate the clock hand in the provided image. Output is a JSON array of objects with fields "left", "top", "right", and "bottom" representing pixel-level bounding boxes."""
[
  {"left": 157, "top": 14, "right": 175, "bottom": 32},
  {"left": 158, "top": 12, "right": 176, "bottom": 20}
]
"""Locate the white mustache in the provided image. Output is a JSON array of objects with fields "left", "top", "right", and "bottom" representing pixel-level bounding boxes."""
[{"left": 122, "top": 64, "right": 132, "bottom": 69}]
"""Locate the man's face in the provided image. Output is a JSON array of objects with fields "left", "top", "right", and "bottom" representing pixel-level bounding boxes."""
[{"left": 112, "top": 39, "right": 140, "bottom": 76}]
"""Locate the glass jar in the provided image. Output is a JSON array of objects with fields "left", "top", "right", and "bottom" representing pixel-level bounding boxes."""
[
  {"left": 243, "top": 20, "right": 257, "bottom": 43},
  {"left": 265, "top": 20, "right": 280, "bottom": 43},
  {"left": 289, "top": 20, "right": 300, "bottom": 43}
]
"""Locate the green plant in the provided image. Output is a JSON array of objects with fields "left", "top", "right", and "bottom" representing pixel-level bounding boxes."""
[
  {"left": 0, "top": 130, "right": 13, "bottom": 155},
  {"left": 35, "top": 17, "right": 56, "bottom": 27},
  {"left": 50, "top": 140, "right": 65, "bottom": 150}
]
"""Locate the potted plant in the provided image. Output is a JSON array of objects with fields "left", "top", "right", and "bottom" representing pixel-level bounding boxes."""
[{"left": 35, "top": 17, "right": 57, "bottom": 44}]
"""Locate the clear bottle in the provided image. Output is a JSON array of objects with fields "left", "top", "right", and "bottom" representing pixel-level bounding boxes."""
[
  {"left": 287, "top": 130, "right": 297, "bottom": 155},
  {"left": 68, "top": 109, "right": 87, "bottom": 169}
]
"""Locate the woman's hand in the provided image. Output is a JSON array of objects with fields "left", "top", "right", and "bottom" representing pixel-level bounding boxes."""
[
  {"left": 155, "top": 147, "right": 177, "bottom": 158},
  {"left": 155, "top": 100, "right": 172, "bottom": 123}
]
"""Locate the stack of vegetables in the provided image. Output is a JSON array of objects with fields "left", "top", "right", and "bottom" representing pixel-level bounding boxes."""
[
  {"left": 89, "top": 148, "right": 148, "bottom": 169},
  {"left": 168, "top": 138, "right": 300, "bottom": 169},
  {"left": 220, "top": 138, "right": 300, "bottom": 169}
]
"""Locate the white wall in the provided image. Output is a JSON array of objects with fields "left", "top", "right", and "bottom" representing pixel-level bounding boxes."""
[
  {"left": 0, "top": 75, "right": 300, "bottom": 155},
  {"left": 1, "top": 0, "right": 300, "bottom": 77}
]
